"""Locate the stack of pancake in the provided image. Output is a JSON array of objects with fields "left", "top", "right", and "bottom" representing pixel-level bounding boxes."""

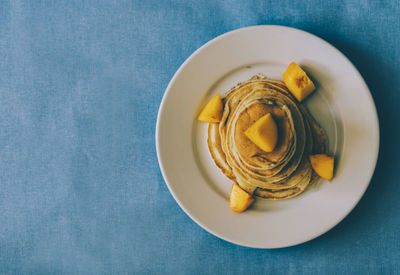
[{"left": 208, "top": 75, "right": 327, "bottom": 200}]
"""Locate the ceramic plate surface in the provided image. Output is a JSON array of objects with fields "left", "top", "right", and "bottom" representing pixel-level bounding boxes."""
[{"left": 156, "top": 25, "right": 379, "bottom": 248}]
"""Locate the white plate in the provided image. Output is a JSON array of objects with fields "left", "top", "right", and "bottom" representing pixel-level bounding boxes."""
[{"left": 156, "top": 25, "right": 379, "bottom": 248}]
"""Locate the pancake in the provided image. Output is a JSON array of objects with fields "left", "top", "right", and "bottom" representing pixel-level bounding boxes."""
[{"left": 208, "top": 75, "right": 328, "bottom": 200}]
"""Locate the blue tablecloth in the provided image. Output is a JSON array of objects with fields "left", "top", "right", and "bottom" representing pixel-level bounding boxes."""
[{"left": 1, "top": 0, "right": 399, "bottom": 273}]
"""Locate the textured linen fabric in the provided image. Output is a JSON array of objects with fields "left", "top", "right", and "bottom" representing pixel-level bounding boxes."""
[{"left": 0, "top": 0, "right": 399, "bottom": 274}]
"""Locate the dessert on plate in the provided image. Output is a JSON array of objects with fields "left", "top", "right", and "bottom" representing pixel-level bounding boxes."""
[{"left": 198, "top": 62, "right": 335, "bottom": 212}]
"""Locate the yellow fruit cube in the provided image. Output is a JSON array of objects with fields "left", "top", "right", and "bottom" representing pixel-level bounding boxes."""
[
  {"left": 230, "top": 184, "right": 254, "bottom": 213},
  {"left": 282, "top": 62, "right": 315, "bottom": 102},
  {"left": 244, "top": 113, "right": 278, "bottom": 152},
  {"left": 309, "top": 154, "right": 335, "bottom": 181},
  {"left": 198, "top": 94, "right": 223, "bottom": 123}
]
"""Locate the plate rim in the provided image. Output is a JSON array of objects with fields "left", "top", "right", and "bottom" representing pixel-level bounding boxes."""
[{"left": 155, "top": 25, "right": 380, "bottom": 248}]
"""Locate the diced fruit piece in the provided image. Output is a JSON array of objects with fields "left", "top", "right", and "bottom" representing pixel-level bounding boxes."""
[
  {"left": 230, "top": 184, "right": 254, "bottom": 213},
  {"left": 198, "top": 94, "right": 223, "bottom": 123},
  {"left": 282, "top": 62, "right": 316, "bottom": 102},
  {"left": 309, "top": 154, "right": 335, "bottom": 181},
  {"left": 244, "top": 113, "right": 278, "bottom": 152}
]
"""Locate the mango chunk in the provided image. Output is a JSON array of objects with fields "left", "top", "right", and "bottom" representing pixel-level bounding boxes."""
[
  {"left": 282, "top": 62, "right": 315, "bottom": 102},
  {"left": 244, "top": 113, "right": 278, "bottom": 152},
  {"left": 198, "top": 94, "right": 223, "bottom": 123},
  {"left": 309, "top": 154, "right": 334, "bottom": 181},
  {"left": 230, "top": 184, "right": 254, "bottom": 213}
]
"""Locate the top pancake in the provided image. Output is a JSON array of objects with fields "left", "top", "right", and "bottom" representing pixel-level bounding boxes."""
[{"left": 234, "top": 101, "right": 292, "bottom": 168}]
